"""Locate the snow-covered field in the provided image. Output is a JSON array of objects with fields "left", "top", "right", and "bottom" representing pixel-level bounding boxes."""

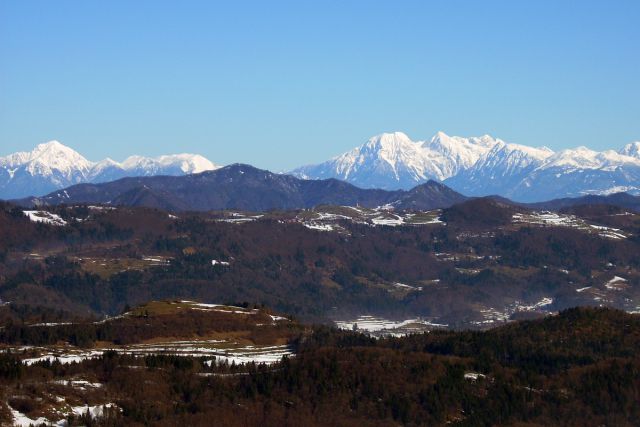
[
  {"left": 604, "top": 276, "right": 627, "bottom": 290},
  {"left": 11, "top": 402, "right": 120, "bottom": 426},
  {"left": 335, "top": 315, "right": 447, "bottom": 337},
  {"left": 23, "top": 210, "right": 67, "bottom": 226},
  {"left": 216, "top": 212, "right": 264, "bottom": 223},
  {"left": 14, "top": 301, "right": 293, "bottom": 367},
  {"left": 296, "top": 207, "right": 444, "bottom": 232},
  {"left": 390, "top": 282, "right": 423, "bottom": 291},
  {"left": 471, "top": 297, "right": 555, "bottom": 326},
  {"left": 19, "top": 340, "right": 294, "bottom": 367},
  {"left": 512, "top": 211, "right": 628, "bottom": 239}
]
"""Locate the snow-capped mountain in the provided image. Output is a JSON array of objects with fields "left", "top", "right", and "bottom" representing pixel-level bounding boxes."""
[
  {"left": 4, "top": 135, "right": 640, "bottom": 203},
  {"left": 292, "top": 131, "right": 500, "bottom": 190},
  {"left": 444, "top": 141, "right": 554, "bottom": 199},
  {"left": 619, "top": 142, "right": 640, "bottom": 159},
  {"left": 0, "top": 141, "right": 219, "bottom": 199},
  {"left": 292, "top": 131, "right": 640, "bottom": 202},
  {"left": 422, "top": 131, "right": 500, "bottom": 178},
  {"left": 504, "top": 147, "right": 640, "bottom": 201}
]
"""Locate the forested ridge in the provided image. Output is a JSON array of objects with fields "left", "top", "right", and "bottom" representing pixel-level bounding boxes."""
[
  {"left": 0, "top": 307, "right": 638, "bottom": 426},
  {"left": 1, "top": 200, "right": 639, "bottom": 326}
]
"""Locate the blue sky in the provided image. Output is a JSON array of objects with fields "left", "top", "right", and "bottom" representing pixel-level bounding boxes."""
[{"left": 1, "top": 0, "right": 639, "bottom": 170}]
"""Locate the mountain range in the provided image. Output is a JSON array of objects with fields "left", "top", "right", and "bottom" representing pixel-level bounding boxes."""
[
  {"left": 292, "top": 132, "right": 640, "bottom": 202},
  {"left": 3, "top": 134, "right": 640, "bottom": 202},
  {"left": 18, "top": 164, "right": 467, "bottom": 212},
  {"left": 0, "top": 140, "right": 218, "bottom": 199}
]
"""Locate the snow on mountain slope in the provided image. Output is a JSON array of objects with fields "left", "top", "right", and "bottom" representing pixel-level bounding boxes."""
[
  {"left": 539, "top": 146, "right": 640, "bottom": 171},
  {"left": 504, "top": 147, "right": 640, "bottom": 201},
  {"left": 4, "top": 135, "right": 640, "bottom": 203},
  {"left": 619, "top": 142, "right": 640, "bottom": 159},
  {"left": 294, "top": 131, "right": 640, "bottom": 201},
  {"left": 446, "top": 143, "right": 640, "bottom": 202},
  {"left": 0, "top": 141, "right": 219, "bottom": 199},
  {"left": 293, "top": 132, "right": 440, "bottom": 189},
  {"left": 444, "top": 141, "right": 553, "bottom": 198},
  {"left": 423, "top": 132, "right": 500, "bottom": 177},
  {"left": 1, "top": 141, "right": 93, "bottom": 181},
  {"left": 292, "top": 131, "right": 499, "bottom": 190}
]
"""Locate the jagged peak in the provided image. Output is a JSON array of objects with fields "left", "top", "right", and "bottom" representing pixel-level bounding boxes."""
[
  {"left": 34, "top": 139, "right": 65, "bottom": 150},
  {"left": 431, "top": 130, "right": 450, "bottom": 141},
  {"left": 365, "top": 131, "right": 415, "bottom": 147},
  {"left": 619, "top": 141, "right": 640, "bottom": 158}
]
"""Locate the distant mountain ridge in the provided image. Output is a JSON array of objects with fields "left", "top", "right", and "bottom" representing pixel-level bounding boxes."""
[
  {"left": 293, "top": 131, "right": 640, "bottom": 202},
  {"left": 0, "top": 140, "right": 218, "bottom": 199},
  {"left": 4, "top": 134, "right": 640, "bottom": 203},
  {"left": 16, "top": 164, "right": 468, "bottom": 212},
  {"left": 292, "top": 131, "right": 501, "bottom": 189}
]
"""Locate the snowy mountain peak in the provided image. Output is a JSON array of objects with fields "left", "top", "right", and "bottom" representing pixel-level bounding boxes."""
[
  {"left": 32, "top": 140, "right": 91, "bottom": 163},
  {"left": 365, "top": 132, "right": 415, "bottom": 148},
  {"left": 157, "top": 154, "right": 216, "bottom": 174},
  {"left": 0, "top": 141, "right": 219, "bottom": 199},
  {"left": 34, "top": 139, "right": 66, "bottom": 151},
  {"left": 2, "top": 140, "right": 88, "bottom": 167},
  {"left": 620, "top": 142, "right": 640, "bottom": 158},
  {"left": 292, "top": 131, "right": 640, "bottom": 202},
  {"left": 423, "top": 131, "right": 500, "bottom": 174},
  {"left": 431, "top": 130, "right": 451, "bottom": 141},
  {"left": 1, "top": 140, "right": 94, "bottom": 179},
  {"left": 292, "top": 131, "right": 501, "bottom": 189}
]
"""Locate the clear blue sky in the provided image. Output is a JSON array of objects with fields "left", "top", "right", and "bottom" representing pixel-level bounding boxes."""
[{"left": 1, "top": 0, "right": 639, "bottom": 170}]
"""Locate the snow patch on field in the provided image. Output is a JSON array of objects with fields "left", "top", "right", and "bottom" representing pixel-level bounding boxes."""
[
  {"left": 335, "top": 315, "right": 446, "bottom": 337},
  {"left": 52, "top": 379, "right": 103, "bottom": 389},
  {"left": 203, "top": 344, "right": 293, "bottom": 366},
  {"left": 605, "top": 276, "right": 627, "bottom": 290},
  {"left": 391, "top": 282, "right": 423, "bottom": 291},
  {"left": 371, "top": 214, "right": 404, "bottom": 226},
  {"left": 473, "top": 297, "right": 554, "bottom": 327},
  {"left": 302, "top": 222, "right": 335, "bottom": 231},
  {"left": 10, "top": 407, "right": 52, "bottom": 427},
  {"left": 23, "top": 351, "right": 105, "bottom": 366},
  {"left": 464, "top": 372, "right": 486, "bottom": 381},
  {"left": 217, "top": 213, "right": 264, "bottom": 223},
  {"left": 514, "top": 297, "right": 553, "bottom": 311},
  {"left": 28, "top": 322, "right": 73, "bottom": 327},
  {"left": 142, "top": 256, "right": 171, "bottom": 265},
  {"left": 512, "top": 211, "right": 627, "bottom": 240},
  {"left": 20, "top": 339, "right": 292, "bottom": 366},
  {"left": 23, "top": 210, "right": 67, "bottom": 226},
  {"left": 10, "top": 402, "right": 119, "bottom": 426},
  {"left": 70, "top": 402, "right": 119, "bottom": 418}
]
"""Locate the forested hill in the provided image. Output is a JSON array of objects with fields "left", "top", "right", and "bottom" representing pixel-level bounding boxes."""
[
  {"left": 0, "top": 307, "right": 637, "bottom": 426},
  {"left": 1, "top": 198, "right": 639, "bottom": 326}
]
